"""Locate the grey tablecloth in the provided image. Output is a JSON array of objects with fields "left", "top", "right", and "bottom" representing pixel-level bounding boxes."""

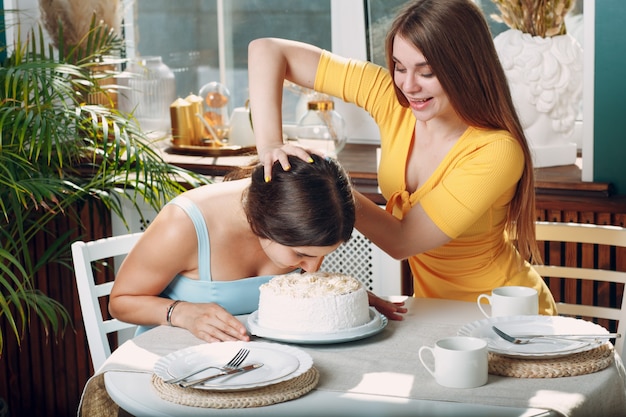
[{"left": 79, "top": 298, "right": 626, "bottom": 417}]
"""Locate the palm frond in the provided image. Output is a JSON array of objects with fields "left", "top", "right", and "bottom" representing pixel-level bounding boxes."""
[{"left": 0, "top": 10, "right": 210, "bottom": 353}]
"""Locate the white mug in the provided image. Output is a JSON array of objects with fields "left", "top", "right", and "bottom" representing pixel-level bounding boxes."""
[
  {"left": 418, "top": 336, "right": 488, "bottom": 389},
  {"left": 477, "top": 286, "right": 538, "bottom": 318},
  {"left": 228, "top": 107, "right": 256, "bottom": 147}
]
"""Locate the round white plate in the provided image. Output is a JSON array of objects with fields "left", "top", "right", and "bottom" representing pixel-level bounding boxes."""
[
  {"left": 458, "top": 315, "right": 609, "bottom": 358},
  {"left": 247, "top": 307, "right": 388, "bottom": 344},
  {"left": 153, "top": 341, "right": 312, "bottom": 391}
]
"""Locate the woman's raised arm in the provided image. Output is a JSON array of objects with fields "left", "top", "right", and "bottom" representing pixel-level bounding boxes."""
[{"left": 248, "top": 38, "right": 323, "bottom": 180}]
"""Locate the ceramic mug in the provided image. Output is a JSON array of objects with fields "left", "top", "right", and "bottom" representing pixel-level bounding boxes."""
[
  {"left": 477, "top": 286, "right": 538, "bottom": 318},
  {"left": 418, "top": 336, "right": 488, "bottom": 388},
  {"left": 228, "top": 107, "right": 256, "bottom": 147}
]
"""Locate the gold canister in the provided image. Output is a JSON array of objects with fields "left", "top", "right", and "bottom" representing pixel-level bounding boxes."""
[
  {"left": 170, "top": 98, "right": 195, "bottom": 146},
  {"left": 184, "top": 93, "right": 206, "bottom": 145}
]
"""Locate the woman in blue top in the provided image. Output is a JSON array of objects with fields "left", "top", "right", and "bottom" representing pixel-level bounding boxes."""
[{"left": 110, "top": 155, "right": 406, "bottom": 343}]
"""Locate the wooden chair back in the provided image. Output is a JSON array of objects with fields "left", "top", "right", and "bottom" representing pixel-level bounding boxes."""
[{"left": 535, "top": 221, "right": 626, "bottom": 357}]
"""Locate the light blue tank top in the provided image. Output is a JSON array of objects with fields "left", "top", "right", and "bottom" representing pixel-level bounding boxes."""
[{"left": 135, "top": 196, "right": 275, "bottom": 335}]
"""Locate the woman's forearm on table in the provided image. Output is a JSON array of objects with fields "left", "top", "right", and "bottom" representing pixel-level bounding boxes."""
[{"left": 109, "top": 295, "right": 174, "bottom": 327}]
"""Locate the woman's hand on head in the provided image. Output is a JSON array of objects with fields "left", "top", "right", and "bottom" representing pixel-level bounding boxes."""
[
  {"left": 175, "top": 302, "right": 251, "bottom": 343},
  {"left": 259, "top": 143, "right": 321, "bottom": 182},
  {"left": 367, "top": 291, "right": 408, "bottom": 321}
]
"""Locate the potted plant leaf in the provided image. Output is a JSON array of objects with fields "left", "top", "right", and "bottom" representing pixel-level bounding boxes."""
[{"left": 0, "top": 11, "right": 208, "bottom": 354}]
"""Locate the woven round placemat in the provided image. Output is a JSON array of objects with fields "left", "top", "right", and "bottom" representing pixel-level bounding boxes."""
[
  {"left": 151, "top": 366, "right": 319, "bottom": 408},
  {"left": 489, "top": 342, "right": 614, "bottom": 378}
]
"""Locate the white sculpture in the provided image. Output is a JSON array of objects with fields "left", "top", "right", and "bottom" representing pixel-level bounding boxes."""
[{"left": 494, "top": 29, "right": 583, "bottom": 167}]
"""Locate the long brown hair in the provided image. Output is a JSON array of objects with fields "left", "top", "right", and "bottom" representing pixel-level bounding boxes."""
[
  {"left": 242, "top": 154, "right": 355, "bottom": 247},
  {"left": 385, "top": 0, "right": 539, "bottom": 262}
]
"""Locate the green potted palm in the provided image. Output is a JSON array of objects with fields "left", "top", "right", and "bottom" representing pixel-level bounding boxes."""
[{"left": 0, "top": 14, "right": 208, "bottom": 354}]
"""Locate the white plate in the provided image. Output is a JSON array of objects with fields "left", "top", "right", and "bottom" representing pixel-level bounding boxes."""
[
  {"left": 153, "top": 341, "right": 312, "bottom": 391},
  {"left": 458, "top": 315, "right": 609, "bottom": 358},
  {"left": 246, "top": 307, "right": 388, "bottom": 344}
]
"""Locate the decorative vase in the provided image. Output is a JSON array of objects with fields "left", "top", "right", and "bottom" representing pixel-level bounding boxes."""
[
  {"left": 494, "top": 29, "right": 583, "bottom": 168},
  {"left": 85, "top": 63, "right": 119, "bottom": 109},
  {"left": 118, "top": 56, "right": 176, "bottom": 141}
]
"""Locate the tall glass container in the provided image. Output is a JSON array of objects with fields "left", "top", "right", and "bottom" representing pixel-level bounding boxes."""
[
  {"left": 296, "top": 99, "right": 346, "bottom": 157},
  {"left": 118, "top": 56, "right": 176, "bottom": 139},
  {"left": 199, "top": 81, "right": 231, "bottom": 145}
]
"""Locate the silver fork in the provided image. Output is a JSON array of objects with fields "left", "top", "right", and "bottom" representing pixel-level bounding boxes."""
[
  {"left": 179, "top": 349, "right": 252, "bottom": 388},
  {"left": 164, "top": 347, "right": 250, "bottom": 384}
]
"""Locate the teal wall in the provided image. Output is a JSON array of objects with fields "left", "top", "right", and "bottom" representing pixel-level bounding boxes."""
[
  {"left": 0, "top": 0, "right": 5, "bottom": 62},
  {"left": 594, "top": 0, "right": 626, "bottom": 195}
]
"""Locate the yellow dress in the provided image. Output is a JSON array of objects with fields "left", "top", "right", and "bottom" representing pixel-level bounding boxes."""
[{"left": 315, "top": 51, "right": 556, "bottom": 315}]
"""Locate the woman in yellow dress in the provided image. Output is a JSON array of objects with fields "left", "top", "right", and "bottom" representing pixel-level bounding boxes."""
[{"left": 247, "top": 0, "right": 557, "bottom": 314}]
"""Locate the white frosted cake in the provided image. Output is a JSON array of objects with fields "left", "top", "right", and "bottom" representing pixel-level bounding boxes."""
[{"left": 257, "top": 272, "right": 370, "bottom": 333}]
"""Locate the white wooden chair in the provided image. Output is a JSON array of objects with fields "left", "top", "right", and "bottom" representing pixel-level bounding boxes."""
[
  {"left": 534, "top": 221, "right": 626, "bottom": 357},
  {"left": 71, "top": 233, "right": 143, "bottom": 371}
]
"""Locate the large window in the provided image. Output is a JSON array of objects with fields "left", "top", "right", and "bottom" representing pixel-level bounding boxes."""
[
  {"left": 126, "top": 0, "right": 334, "bottom": 126},
  {"left": 6, "top": 0, "right": 587, "bottom": 155},
  {"left": 123, "top": 0, "right": 522, "bottom": 143},
  {"left": 125, "top": 0, "right": 419, "bottom": 142}
]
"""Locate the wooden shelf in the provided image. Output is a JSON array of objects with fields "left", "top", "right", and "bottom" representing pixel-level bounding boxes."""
[
  {"left": 534, "top": 163, "right": 613, "bottom": 197},
  {"left": 161, "top": 142, "right": 626, "bottom": 217}
]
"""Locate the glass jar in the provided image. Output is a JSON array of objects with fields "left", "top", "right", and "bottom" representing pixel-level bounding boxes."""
[
  {"left": 199, "top": 81, "right": 231, "bottom": 145},
  {"left": 118, "top": 56, "right": 176, "bottom": 140},
  {"left": 296, "top": 99, "right": 346, "bottom": 156}
]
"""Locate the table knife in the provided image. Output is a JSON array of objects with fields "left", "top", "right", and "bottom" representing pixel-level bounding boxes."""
[
  {"left": 505, "top": 333, "right": 620, "bottom": 339},
  {"left": 493, "top": 326, "right": 620, "bottom": 345},
  {"left": 178, "top": 363, "right": 263, "bottom": 388}
]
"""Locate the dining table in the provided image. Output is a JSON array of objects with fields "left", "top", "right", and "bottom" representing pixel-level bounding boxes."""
[{"left": 78, "top": 297, "right": 626, "bottom": 417}]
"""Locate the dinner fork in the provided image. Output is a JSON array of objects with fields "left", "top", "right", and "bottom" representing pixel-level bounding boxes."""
[
  {"left": 164, "top": 347, "right": 250, "bottom": 384},
  {"left": 492, "top": 326, "right": 620, "bottom": 345},
  {"left": 178, "top": 349, "right": 256, "bottom": 388}
]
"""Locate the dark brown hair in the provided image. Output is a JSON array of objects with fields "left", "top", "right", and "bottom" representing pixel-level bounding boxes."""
[
  {"left": 243, "top": 154, "right": 355, "bottom": 247},
  {"left": 385, "top": 0, "right": 539, "bottom": 262}
]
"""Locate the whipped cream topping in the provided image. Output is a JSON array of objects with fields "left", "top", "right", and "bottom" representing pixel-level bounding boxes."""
[{"left": 260, "top": 272, "right": 363, "bottom": 298}]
